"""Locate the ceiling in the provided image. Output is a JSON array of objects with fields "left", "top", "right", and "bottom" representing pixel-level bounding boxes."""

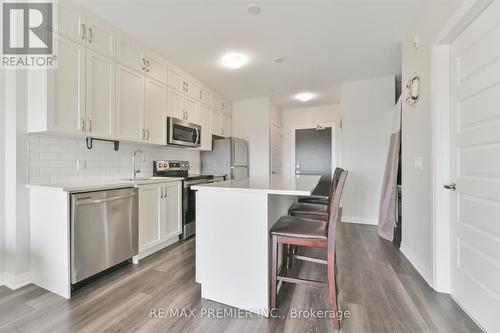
[{"left": 77, "top": 0, "right": 421, "bottom": 109}]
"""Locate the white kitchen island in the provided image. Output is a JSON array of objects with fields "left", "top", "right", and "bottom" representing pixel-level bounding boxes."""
[{"left": 193, "top": 175, "right": 321, "bottom": 316}]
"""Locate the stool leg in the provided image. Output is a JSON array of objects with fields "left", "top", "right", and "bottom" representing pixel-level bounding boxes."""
[
  {"left": 327, "top": 250, "right": 340, "bottom": 329},
  {"left": 271, "top": 235, "right": 278, "bottom": 309}
]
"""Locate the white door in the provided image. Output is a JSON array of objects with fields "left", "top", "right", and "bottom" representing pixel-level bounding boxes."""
[
  {"left": 271, "top": 122, "right": 282, "bottom": 175},
  {"left": 144, "top": 78, "right": 167, "bottom": 145},
  {"left": 198, "top": 104, "right": 212, "bottom": 151},
  {"left": 85, "top": 49, "right": 115, "bottom": 139},
  {"left": 162, "top": 182, "right": 182, "bottom": 240},
  {"left": 86, "top": 16, "right": 115, "bottom": 58},
  {"left": 449, "top": 2, "right": 500, "bottom": 332},
  {"left": 116, "top": 65, "right": 144, "bottom": 142},
  {"left": 167, "top": 88, "right": 185, "bottom": 120},
  {"left": 138, "top": 185, "right": 163, "bottom": 251},
  {"left": 49, "top": 35, "right": 86, "bottom": 135}
]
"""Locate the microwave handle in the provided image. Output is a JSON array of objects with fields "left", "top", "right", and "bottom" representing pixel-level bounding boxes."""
[{"left": 194, "top": 127, "right": 200, "bottom": 146}]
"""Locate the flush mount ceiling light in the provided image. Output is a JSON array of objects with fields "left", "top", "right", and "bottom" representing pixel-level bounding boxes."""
[
  {"left": 273, "top": 57, "right": 284, "bottom": 64},
  {"left": 247, "top": 4, "right": 261, "bottom": 15},
  {"left": 295, "top": 92, "right": 316, "bottom": 102},
  {"left": 222, "top": 52, "right": 248, "bottom": 69}
]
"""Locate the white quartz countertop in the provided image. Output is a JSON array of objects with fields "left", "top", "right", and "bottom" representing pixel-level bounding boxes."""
[
  {"left": 27, "top": 177, "right": 184, "bottom": 193},
  {"left": 192, "top": 175, "right": 321, "bottom": 196}
]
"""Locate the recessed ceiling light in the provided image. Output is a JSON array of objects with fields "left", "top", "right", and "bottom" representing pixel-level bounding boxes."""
[
  {"left": 295, "top": 92, "right": 316, "bottom": 102},
  {"left": 273, "top": 57, "right": 284, "bottom": 64},
  {"left": 222, "top": 52, "right": 248, "bottom": 69},
  {"left": 248, "top": 4, "right": 261, "bottom": 15}
]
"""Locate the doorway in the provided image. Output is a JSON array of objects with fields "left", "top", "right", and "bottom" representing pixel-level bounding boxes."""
[
  {"left": 433, "top": 0, "right": 500, "bottom": 331},
  {"left": 294, "top": 127, "right": 332, "bottom": 196}
]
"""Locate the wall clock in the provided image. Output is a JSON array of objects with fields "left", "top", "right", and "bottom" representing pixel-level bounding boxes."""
[{"left": 405, "top": 74, "right": 421, "bottom": 105}]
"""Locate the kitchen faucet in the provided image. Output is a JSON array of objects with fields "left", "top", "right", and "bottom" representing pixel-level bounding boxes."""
[{"left": 131, "top": 150, "right": 145, "bottom": 179}]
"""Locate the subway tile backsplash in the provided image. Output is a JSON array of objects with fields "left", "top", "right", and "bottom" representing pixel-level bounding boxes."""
[{"left": 28, "top": 134, "right": 200, "bottom": 185}]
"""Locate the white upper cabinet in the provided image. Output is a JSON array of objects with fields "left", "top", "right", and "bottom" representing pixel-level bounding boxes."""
[
  {"left": 85, "top": 49, "right": 115, "bottom": 138},
  {"left": 53, "top": 1, "right": 86, "bottom": 43},
  {"left": 221, "top": 114, "right": 232, "bottom": 137},
  {"left": 167, "top": 88, "right": 185, "bottom": 120},
  {"left": 117, "top": 36, "right": 144, "bottom": 72},
  {"left": 167, "top": 64, "right": 184, "bottom": 92},
  {"left": 221, "top": 98, "right": 232, "bottom": 115},
  {"left": 210, "top": 110, "right": 222, "bottom": 137},
  {"left": 86, "top": 15, "right": 115, "bottom": 58},
  {"left": 144, "top": 78, "right": 167, "bottom": 145},
  {"left": 116, "top": 65, "right": 144, "bottom": 142},
  {"left": 211, "top": 94, "right": 222, "bottom": 111},
  {"left": 184, "top": 97, "right": 198, "bottom": 124},
  {"left": 184, "top": 77, "right": 199, "bottom": 100},
  {"left": 198, "top": 104, "right": 212, "bottom": 151},
  {"left": 199, "top": 86, "right": 211, "bottom": 106},
  {"left": 144, "top": 51, "right": 167, "bottom": 83},
  {"left": 28, "top": 35, "right": 86, "bottom": 135}
]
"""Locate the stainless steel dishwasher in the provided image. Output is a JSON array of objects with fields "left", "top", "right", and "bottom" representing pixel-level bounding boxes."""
[{"left": 71, "top": 188, "right": 138, "bottom": 284}]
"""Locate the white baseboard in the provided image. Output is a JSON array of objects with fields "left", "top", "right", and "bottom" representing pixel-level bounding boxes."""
[
  {"left": 132, "top": 236, "right": 180, "bottom": 264},
  {"left": 400, "top": 244, "right": 433, "bottom": 287},
  {"left": 342, "top": 216, "right": 378, "bottom": 225},
  {"left": 2, "top": 271, "right": 32, "bottom": 290}
]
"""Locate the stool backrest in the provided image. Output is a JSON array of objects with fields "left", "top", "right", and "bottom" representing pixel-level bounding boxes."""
[
  {"left": 327, "top": 170, "right": 348, "bottom": 251},
  {"left": 326, "top": 167, "right": 343, "bottom": 213}
]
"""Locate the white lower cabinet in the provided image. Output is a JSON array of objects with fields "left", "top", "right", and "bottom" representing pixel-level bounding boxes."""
[{"left": 136, "top": 181, "right": 182, "bottom": 261}]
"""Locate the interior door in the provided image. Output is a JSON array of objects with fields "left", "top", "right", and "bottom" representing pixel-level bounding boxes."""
[
  {"left": 295, "top": 127, "right": 332, "bottom": 196},
  {"left": 271, "top": 123, "right": 283, "bottom": 175},
  {"left": 449, "top": 2, "right": 500, "bottom": 331},
  {"left": 85, "top": 49, "right": 115, "bottom": 139},
  {"left": 144, "top": 78, "right": 167, "bottom": 144}
]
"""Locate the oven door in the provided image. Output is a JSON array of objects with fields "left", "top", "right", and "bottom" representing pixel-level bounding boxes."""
[
  {"left": 182, "top": 179, "right": 214, "bottom": 238},
  {"left": 167, "top": 117, "right": 201, "bottom": 148}
]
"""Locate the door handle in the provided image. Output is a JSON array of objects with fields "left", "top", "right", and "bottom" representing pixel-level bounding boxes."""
[
  {"left": 76, "top": 193, "right": 137, "bottom": 206},
  {"left": 444, "top": 183, "right": 456, "bottom": 191}
]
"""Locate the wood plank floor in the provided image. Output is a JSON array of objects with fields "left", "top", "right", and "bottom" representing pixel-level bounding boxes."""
[{"left": 0, "top": 223, "right": 483, "bottom": 333}]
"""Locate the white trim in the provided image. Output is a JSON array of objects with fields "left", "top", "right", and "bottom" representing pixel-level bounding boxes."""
[
  {"left": 400, "top": 245, "right": 432, "bottom": 286},
  {"left": 2, "top": 272, "right": 32, "bottom": 290},
  {"left": 132, "top": 236, "right": 179, "bottom": 264},
  {"left": 342, "top": 216, "right": 378, "bottom": 225},
  {"left": 431, "top": 0, "right": 494, "bottom": 293},
  {"left": 450, "top": 294, "right": 488, "bottom": 333}
]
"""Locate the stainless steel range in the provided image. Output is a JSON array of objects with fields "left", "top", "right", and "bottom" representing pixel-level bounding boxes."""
[{"left": 153, "top": 160, "right": 213, "bottom": 239}]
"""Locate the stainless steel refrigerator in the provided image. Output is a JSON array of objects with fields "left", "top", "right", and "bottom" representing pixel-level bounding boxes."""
[{"left": 201, "top": 137, "right": 249, "bottom": 180}]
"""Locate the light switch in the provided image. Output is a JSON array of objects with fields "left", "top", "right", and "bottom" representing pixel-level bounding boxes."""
[{"left": 414, "top": 157, "right": 423, "bottom": 170}]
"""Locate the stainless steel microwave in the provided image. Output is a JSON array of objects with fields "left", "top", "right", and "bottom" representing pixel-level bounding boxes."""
[{"left": 167, "top": 117, "right": 201, "bottom": 148}]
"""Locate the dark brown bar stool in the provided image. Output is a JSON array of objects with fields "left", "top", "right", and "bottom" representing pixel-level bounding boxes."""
[
  {"left": 288, "top": 168, "right": 343, "bottom": 221},
  {"left": 270, "top": 170, "right": 348, "bottom": 330},
  {"left": 296, "top": 167, "right": 343, "bottom": 205}
]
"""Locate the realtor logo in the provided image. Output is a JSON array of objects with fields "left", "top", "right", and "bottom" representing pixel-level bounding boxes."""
[{"left": 1, "top": 1, "right": 57, "bottom": 68}]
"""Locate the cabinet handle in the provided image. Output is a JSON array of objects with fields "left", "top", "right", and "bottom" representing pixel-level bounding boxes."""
[
  {"left": 88, "top": 27, "right": 93, "bottom": 43},
  {"left": 81, "top": 24, "right": 86, "bottom": 41},
  {"left": 81, "top": 116, "right": 86, "bottom": 132},
  {"left": 146, "top": 60, "right": 150, "bottom": 73},
  {"left": 142, "top": 58, "right": 146, "bottom": 71},
  {"left": 88, "top": 118, "right": 92, "bottom": 132},
  {"left": 146, "top": 129, "right": 150, "bottom": 140},
  {"left": 141, "top": 129, "right": 144, "bottom": 140},
  {"left": 200, "top": 91, "right": 202, "bottom": 100}
]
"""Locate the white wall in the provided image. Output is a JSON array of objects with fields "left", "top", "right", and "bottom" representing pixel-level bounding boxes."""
[
  {"left": 341, "top": 77, "right": 395, "bottom": 225},
  {"left": 281, "top": 104, "right": 341, "bottom": 176},
  {"left": 232, "top": 97, "right": 273, "bottom": 177},
  {"left": 401, "top": 0, "right": 463, "bottom": 284},
  {"left": 0, "top": 70, "right": 5, "bottom": 283}
]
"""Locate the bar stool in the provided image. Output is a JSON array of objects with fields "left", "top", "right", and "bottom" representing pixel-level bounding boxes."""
[
  {"left": 296, "top": 167, "right": 343, "bottom": 205},
  {"left": 270, "top": 170, "right": 348, "bottom": 329},
  {"left": 288, "top": 168, "right": 343, "bottom": 221}
]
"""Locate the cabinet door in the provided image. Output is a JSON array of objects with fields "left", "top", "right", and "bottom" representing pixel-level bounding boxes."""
[
  {"left": 86, "top": 15, "right": 115, "bottom": 58},
  {"left": 222, "top": 114, "right": 232, "bottom": 137},
  {"left": 117, "top": 36, "right": 144, "bottom": 72},
  {"left": 53, "top": 1, "right": 86, "bottom": 43},
  {"left": 211, "top": 94, "right": 221, "bottom": 111},
  {"left": 198, "top": 104, "right": 212, "bottom": 151},
  {"left": 199, "top": 86, "right": 211, "bottom": 106},
  {"left": 145, "top": 52, "right": 167, "bottom": 83},
  {"left": 144, "top": 78, "right": 167, "bottom": 145},
  {"left": 221, "top": 98, "right": 232, "bottom": 115},
  {"left": 184, "top": 97, "right": 198, "bottom": 124},
  {"left": 116, "top": 65, "right": 144, "bottom": 141},
  {"left": 48, "top": 35, "right": 86, "bottom": 135},
  {"left": 162, "top": 182, "right": 182, "bottom": 240},
  {"left": 139, "top": 185, "right": 162, "bottom": 251},
  {"left": 184, "top": 78, "right": 199, "bottom": 99},
  {"left": 85, "top": 49, "right": 115, "bottom": 139},
  {"left": 167, "top": 88, "right": 185, "bottom": 120},
  {"left": 167, "top": 65, "right": 184, "bottom": 92},
  {"left": 210, "top": 110, "right": 222, "bottom": 136}
]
